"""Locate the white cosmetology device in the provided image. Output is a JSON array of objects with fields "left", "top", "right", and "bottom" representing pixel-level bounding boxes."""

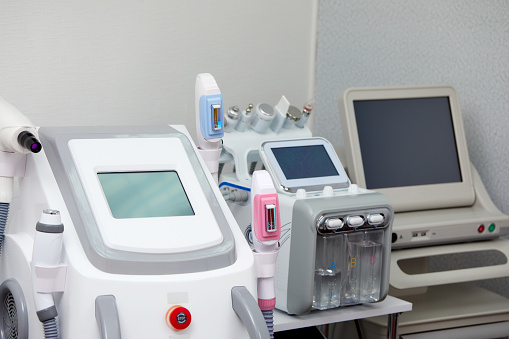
[
  {"left": 220, "top": 95, "right": 313, "bottom": 184},
  {"left": 338, "top": 84, "right": 509, "bottom": 249},
  {"left": 195, "top": 73, "right": 224, "bottom": 184},
  {"left": 0, "top": 95, "right": 271, "bottom": 338},
  {"left": 337, "top": 85, "right": 509, "bottom": 338},
  {"left": 221, "top": 134, "right": 393, "bottom": 315},
  {"left": 250, "top": 170, "right": 281, "bottom": 338}
]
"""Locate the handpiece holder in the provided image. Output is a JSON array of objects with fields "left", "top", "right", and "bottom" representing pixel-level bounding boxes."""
[{"left": 32, "top": 209, "right": 66, "bottom": 324}]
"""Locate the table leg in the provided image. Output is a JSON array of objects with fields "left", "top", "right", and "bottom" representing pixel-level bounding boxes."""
[{"left": 387, "top": 313, "right": 400, "bottom": 339}]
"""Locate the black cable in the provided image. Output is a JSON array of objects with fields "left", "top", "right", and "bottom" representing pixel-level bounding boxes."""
[{"left": 355, "top": 319, "right": 363, "bottom": 339}]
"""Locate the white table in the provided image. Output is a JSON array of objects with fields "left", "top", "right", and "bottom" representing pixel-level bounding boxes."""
[{"left": 274, "top": 296, "right": 412, "bottom": 338}]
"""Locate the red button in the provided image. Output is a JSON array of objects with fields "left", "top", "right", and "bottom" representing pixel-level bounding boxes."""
[
  {"left": 166, "top": 306, "right": 191, "bottom": 330},
  {"left": 478, "top": 225, "right": 485, "bottom": 233}
]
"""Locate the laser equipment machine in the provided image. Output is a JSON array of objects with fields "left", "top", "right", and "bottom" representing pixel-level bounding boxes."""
[
  {"left": 334, "top": 84, "right": 509, "bottom": 338},
  {"left": 0, "top": 96, "right": 271, "bottom": 338}
]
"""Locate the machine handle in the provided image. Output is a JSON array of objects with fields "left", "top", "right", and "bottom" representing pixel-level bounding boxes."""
[
  {"left": 231, "top": 286, "right": 270, "bottom": 339},
  {"left": 95, "top": 295, "right": 122, "bottom": 339},
  {"left": 391, "top": 238, "right": 509, "bottom": 289}
]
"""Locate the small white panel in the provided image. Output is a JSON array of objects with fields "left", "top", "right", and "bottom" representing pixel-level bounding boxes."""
[
  {"left": 34, "top": 265, "right": 67, "bottom": 293},
  {"left": 0, "top": 151, "right": 27, "bottom": 177},
  {"left": 68, "top": 137, "right": 223, "bottom": 254},
  {"left": 167, "top": 292, "right": 188, "bottom": 305}
]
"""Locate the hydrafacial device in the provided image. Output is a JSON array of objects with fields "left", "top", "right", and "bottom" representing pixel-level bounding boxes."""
[
  {"left": 220, "top": 113, "right": 393, "bottom": 315},
  {"left": 0, "top": 95, "right": 273, "bottom": 338}
]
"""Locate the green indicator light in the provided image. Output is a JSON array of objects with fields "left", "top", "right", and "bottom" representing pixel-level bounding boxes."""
[{"left": 489, "top": 224, "right": 495, "bottom": 232}]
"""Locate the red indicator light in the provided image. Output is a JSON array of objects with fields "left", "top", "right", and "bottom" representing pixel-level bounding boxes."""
[{"left": 478, "top": 225, "right": 485, "bottom": 233}]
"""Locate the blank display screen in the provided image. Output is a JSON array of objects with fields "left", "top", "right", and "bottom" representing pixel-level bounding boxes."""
[
  {"left": 98, "top": 171, "right": 194, "bottom": 219},
  {"left": 354, "top": 97, "right": 462, "bottom": 189},
  {"left": 271, "top": 145, "right": 339, "bottom": 180}
]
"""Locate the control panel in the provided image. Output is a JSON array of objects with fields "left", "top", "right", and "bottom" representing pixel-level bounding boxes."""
[{"left": 316, "top": 208, "right": 392, "bottom": 235}]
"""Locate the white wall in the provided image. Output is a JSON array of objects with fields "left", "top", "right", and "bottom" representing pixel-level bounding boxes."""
[
  {"left": 314, "top": 0, "right": 509, "bottom": 296},
  {"left": 0, "top": 1, "right": 317, "bottom": 139}
]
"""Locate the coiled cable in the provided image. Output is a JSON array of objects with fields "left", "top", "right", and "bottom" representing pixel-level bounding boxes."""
[
  {"left": 0, "top": 203, "right": 9, "bottom": 253},
  {"left": 42, "top": 318, "right": 59, "bottom": 339},
  {"left": 262, "top": 309, "right": 274, "bottom": 339}
]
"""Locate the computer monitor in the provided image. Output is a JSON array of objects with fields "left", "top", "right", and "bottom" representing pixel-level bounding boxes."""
[{"left": 339, "top": 85, "right": 475, "bottom": 213}]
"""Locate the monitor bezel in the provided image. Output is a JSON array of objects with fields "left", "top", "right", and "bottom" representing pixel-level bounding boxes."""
[
  {"left": 339, "top": 85, "right": 475, "bottom": 212},
  {"left": 260, "top": 137, "right": 350, "bottom": 193}
]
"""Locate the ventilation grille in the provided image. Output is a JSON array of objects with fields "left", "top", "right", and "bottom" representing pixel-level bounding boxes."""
[{"left": 3, "top": 291, "right": 18, "bottom": 339}]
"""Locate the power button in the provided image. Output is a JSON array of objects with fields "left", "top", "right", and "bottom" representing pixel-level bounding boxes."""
[{"left": 166, "top": 305, "right": 191, "bottom": 331}]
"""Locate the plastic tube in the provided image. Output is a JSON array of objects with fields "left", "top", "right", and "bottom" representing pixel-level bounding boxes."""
[
  {"left": 42, "top": 318, "right": 59, "bottom": 339},
  {"left": 262, "top": 310, "right": 274, "bottom": 339},
  {"left": 0, "top": 203, "right": 8, "bottom": 253}
]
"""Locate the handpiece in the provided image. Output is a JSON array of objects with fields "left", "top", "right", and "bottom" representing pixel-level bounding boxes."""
[
  {"left": 295, "top": 98, "right": 314, "bottom": 128},
  {"left": 0, "top": 96, "right": 42, "bottom": 154},
  {"left": 251, "top": 170, "right": 280, "bottom": 254},
  {"left": 32, "top": 209, "right": 64, "bottom": 338},
  {"left": 251, "top": 170, "right": 280, "bottom": 338},
  {"left": 195, "top": 73, "right": 224, "bottom": 183},
  {"left": 0, "top": 97, "right": 42, "bottom": 205},
  {"left": 195, "top": 73, "right": 223, "bottom": 149}
]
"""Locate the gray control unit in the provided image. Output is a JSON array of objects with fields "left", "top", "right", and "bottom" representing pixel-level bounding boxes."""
[
  {"left": 283, "top": 191, "right": 392, "bottom": 314},
  {"left": 221, "top": 137, "right": 393, "bottom": 315}
]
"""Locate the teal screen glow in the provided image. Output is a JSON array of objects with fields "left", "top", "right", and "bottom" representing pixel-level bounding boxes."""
[{"left": 97, "top": 171, "right": 194, "bottom": 219}]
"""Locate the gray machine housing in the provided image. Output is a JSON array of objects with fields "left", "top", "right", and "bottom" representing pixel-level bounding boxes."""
[
  {"left": 224, "top": 184, "right": 393, "bottom": 316},
  {"left": 282, "top": 191, "right": 392, "bottom": 315}
]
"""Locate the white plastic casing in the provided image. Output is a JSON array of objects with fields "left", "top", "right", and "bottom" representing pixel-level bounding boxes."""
[
  {"left": 68, "top": 137, "right": 223, "bottom": 253},
  {"left": 0, "top": 97, "right": 39, "bottom": 154},
  {"left": 31, "top": 211, "right": 64, "bottom": 312},
  {"left": 1, "top": 125, "right": 257, "bottom": 339},
  {"left": 251, "top": 171, "right": 279, "bottom": 253},
  {"left": 0, "top": 97, "right": 37, "bottom": 203}
]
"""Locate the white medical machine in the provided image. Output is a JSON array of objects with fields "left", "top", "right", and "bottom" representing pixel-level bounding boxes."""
[
  {"left": 0, "top": 95, "right": 272, "bottom": 338},
  {"left": 335, "top": 84, "right": 509, "bottom": 338},
  {"left": 219, "top": 101, "right": 394, "bottom": 316},
  {"left": 339, "top": 84, "right": 509, "bottom": 249}
]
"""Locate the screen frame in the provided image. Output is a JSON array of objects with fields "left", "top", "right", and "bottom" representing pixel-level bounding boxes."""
[
  {"left": 339, "top": 85, "right": 475, "bottom": 212},
  {"left": 260, "top": 137, "right": 350, "bottom": 193},
  {"left": 68, "top": 137, "right": 224, "bottom": 254},
  {"left": 97, "top": 170, "right": 195, "bottom": 219}
]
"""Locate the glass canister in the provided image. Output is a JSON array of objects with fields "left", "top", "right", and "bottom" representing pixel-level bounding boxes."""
[{"left": 313, "top": 234, "right": 344, "bottom": 309}]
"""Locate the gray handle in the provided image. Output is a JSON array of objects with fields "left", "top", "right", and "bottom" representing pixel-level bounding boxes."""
[
  {"left": 231, "top": 286, "right": 271, "bottom": 339},
  {"left": 95, "top": 295, "right": 122, "bottom": 339}
]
